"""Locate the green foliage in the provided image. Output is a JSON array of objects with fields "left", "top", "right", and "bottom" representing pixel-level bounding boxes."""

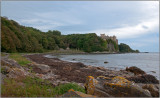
[
  {"left": 64, "top": 33, "right": 107, "bottom": 52},
  {"left": 1, "top": 17, "right": 120, "bottom": 53},
  {"left": 47, "top": 30, "right": 61, "bottom": 36},
  {"left": 1, "top": 77, "right": 85, "bottom": 97},
  {"left": 53, "top": 83, "right": 85, "bottom": 95},
  {"left": 1, "top": 17, "right": 44, "bottom": 53},
  {"left": 106, "top": 39, "right": 119, "bottom": 52},
  {"left": 9, "top": 53, "right": 31, "bottom": 66},
  {"left": 118, "top": 43, "right": 139, "bottom": 53}
]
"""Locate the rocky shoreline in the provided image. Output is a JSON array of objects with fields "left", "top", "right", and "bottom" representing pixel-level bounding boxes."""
[{"left": 1, "top": 53, "right": 159, "bottom": 97}]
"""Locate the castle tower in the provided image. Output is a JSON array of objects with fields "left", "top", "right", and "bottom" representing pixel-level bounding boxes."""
[{"left": 100, "top": 34, "right": 106, "bottom": 39}]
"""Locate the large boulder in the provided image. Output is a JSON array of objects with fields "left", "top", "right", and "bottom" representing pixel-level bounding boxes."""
[
  {"left": 126, "top": 66, "right": 146, "bottom": 75},
  {"left": 62, "top": 89, "right": 95, "bottom": 97},
  {"left": 85, "top": 76, "right": 98, "bottom": 95},
  {"left": 31, "top": 62, "right": 50, "bottom": 74},
  {"left": 104, "top": 76, "right": 151, "bottom": 97},
  {"left": 142, "top": 84, "right": 159, "bottom": 97},
  {"left": 7, "top": 68, "right": 29, "bottom": 79},
  {"left": 126, "top": 74, "right": 159, "bottom": 84},
  {"left": 85, "top": 76, "right": 152, "bottom": 97}
]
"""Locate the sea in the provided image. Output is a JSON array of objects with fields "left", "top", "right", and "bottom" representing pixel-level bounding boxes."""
[{"left": 45, "top": 53, "right": 159, "bottom": 79}]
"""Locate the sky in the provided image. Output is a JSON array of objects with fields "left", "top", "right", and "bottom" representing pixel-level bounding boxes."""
[{"left": 1, "top": 1, "right": 159, "bottom": 52}]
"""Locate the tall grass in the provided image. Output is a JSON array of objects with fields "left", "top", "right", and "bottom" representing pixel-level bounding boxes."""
[
  {"left": 9, "top": 53, "right": 31, "bottom": 66},
  {"left": 1, "top": 76, "right": 85, "bottom": 97}
]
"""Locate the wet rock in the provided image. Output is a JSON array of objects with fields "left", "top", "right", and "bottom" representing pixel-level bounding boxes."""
[
  {"left": 62, "top": 89, "right": 95, "bottom": 97},
  {"left": 126, "top": 74, "right": 159, "bottom": 84},
  {"left": 75, "top": 62, "right": 86, "bottom": 68},
  {"left": 142, "top": 84, "right": 159, "bottom": 97},
  {"left": 104, "top": 61, "right": 108, "bottom": 64},
  {"left": 96, "top": 67, "right": 106, "bottom": 71},
  {"left": 85, "top": 76, "right": 152, "bottom": 97},
  {"left": 150, "top": 71, "right": 156, "bottom": 73},
  {"left": 126, "top": 66, "right": 146, "bottom": 75}
]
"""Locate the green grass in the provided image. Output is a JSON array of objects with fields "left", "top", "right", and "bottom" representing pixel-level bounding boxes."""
[
  {"left": 9, "top": 53, "right": 31, "bottom": 66},
  {"left": 1, "top": 53, "right": 6, "bottom": 56},
  {"left": 53, "top": 83, "right": 85, "bottom": 95},
  {"left": 1, "top": 76, "right": 85, "bottom": 97}
]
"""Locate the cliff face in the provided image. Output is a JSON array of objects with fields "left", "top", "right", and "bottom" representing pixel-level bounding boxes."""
[
  {"left": 106, "top": 39, "right": 119, "bottom": 52},
  {"left": 100, "top": 34, "right": 119, "bottom": 52}
]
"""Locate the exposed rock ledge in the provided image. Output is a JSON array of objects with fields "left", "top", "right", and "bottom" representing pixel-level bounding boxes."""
[{"left": 1, "top": 53, "right": 159, "bottom": 97}]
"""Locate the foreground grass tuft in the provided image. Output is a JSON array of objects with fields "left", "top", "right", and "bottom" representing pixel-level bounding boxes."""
[
  {"left": 9, "top": 53, "right": 31, "bottom": 66},
  {"left": 1, "top": 76, "right": 85, "bottom": 97},
  {"left": 53, "top": 83, "right": 85, "bottom": 95}
]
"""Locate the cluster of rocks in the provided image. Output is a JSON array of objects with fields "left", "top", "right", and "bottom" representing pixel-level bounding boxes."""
[
  {"left": 84, "top": 75, "right": 159, "bottom": 97},
  {"left": 1, "top": 54, "right": 159, "bottom": 97}
]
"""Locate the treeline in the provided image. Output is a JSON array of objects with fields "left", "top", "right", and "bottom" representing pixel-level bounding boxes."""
[
  {"left": 1, "top": 17, "right": 138, "bottom": 53},
  {"left": 1, "top": 17, "right": 119, "bottom": 53}
]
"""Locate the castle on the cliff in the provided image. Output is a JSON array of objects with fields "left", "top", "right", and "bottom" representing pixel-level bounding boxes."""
[{"left": 100, "top": 34, "right": 118, "bottom": 44}]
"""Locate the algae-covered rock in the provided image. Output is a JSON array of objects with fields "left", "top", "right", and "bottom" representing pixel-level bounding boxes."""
[
  {"left": 85, "top": 76, "right": 98, "bottom": 95},
  {"left": 104, "top": 76, "right": 151, "bottom": 97},
  {"left": 126, "top": 66, "right": 146, "bottom": 75},
  {"left": 85, "top": 76, "right": 152, "bottom": 97}
]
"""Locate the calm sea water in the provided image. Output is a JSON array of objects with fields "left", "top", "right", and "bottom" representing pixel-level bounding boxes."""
[{"left": 45, "top": 53, "right": 159, "bottom": 79}]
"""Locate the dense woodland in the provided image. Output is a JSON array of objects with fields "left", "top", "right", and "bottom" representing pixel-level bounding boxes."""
[{"left": 1, "top": 17, "right": 138, "bottom": 53}]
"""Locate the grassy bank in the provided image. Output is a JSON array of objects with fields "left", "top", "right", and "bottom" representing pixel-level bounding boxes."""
[
  {"left": 2, "top": 53, "right": 85, "bottom": 97},
  {"left": 9, "top": 53, "right": 31, "bottom": 66},
  {"left": 2, "top": 76, "right": 85, "bottom": 97}
]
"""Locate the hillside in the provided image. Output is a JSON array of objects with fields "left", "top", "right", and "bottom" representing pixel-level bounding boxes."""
[
  {"left": 1, "top": 17, "right": 120, "bottom": 53},
  {"left": 1, "top": 17, "right": 138, "bottom": 53}
]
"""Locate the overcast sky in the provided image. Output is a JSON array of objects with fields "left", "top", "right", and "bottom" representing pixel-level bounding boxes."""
[{"left": 1, "top": 1, "right": 159, "bottom": 52}]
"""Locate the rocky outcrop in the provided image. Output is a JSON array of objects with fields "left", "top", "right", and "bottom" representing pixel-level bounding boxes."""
[
  {"left": 126, "top": 74, "right": 159, "bottom": 84},
  {"left": 30, "top": 62, "right": 50, "bottom": 74},
  {"left": 62, "top": 89, "right": 95, "bottom": 97},
  {"left": 7, "top": 68, "right": 29, "bottom": 79},
  {"left": 142, "top": 84, "right": 159, "bottom": 97},
  {"left": 126, "top": 66, "right": 146, "bottom": 75},
  {"left": 1, "top": 66, "right": 11, "bottom": 75},
  {"left": 85, "top": 76, "right": 152, "bottom": 97},
  {"left": 85, "top": 76, "right": 98, "bottom": 95}
]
